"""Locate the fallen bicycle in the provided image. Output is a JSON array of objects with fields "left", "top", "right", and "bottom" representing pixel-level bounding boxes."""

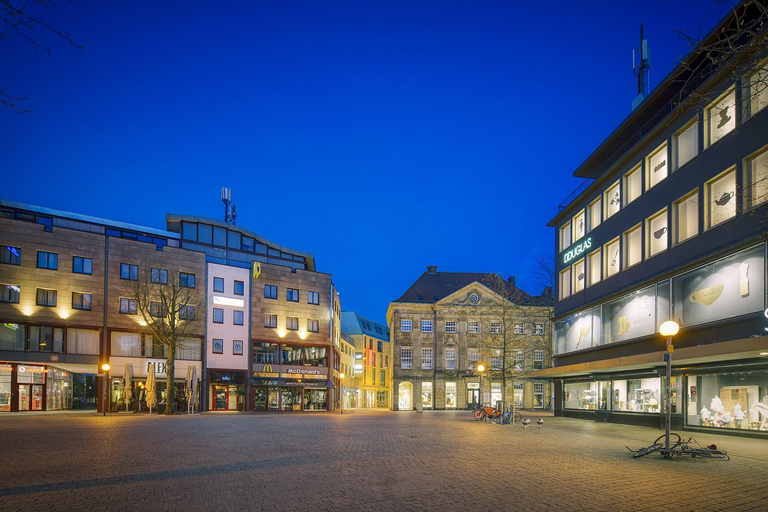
[{"left": 626, "top": 433, "right": 729, "bottom": 460}]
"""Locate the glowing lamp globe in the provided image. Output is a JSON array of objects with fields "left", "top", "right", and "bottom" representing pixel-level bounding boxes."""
[
  {"left": 659, "top": 321, "right": 680, "bottom": 337},
  {"left": 101, "top": 363, "right": 110, "bottom": 372},
  {"left": 339, "top": 373, "right": 345, "bottom": 380},
  {"left": 477, "top": 364, "right": 485, "bottom": 372}
]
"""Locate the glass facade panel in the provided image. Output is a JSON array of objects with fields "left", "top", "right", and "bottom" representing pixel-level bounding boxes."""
[
  {"left": 687, "top": 372, "right": 768, "bottom": 431},
  {"left": 564, "top": 382, "right": 598, "bottom": 410},
  {"left": 612, "top": 378, "right": 660, "bottom": 413},
  {"left": 0, "top": 323, "right": 24, "bottom": 351},
  {"left": 602, "top": 285, "right": 655, "bottom": 345}
]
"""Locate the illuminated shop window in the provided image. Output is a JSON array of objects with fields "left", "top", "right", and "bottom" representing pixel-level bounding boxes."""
[
  {"left": 623, "top": 224, "right": 642, "bottom": 269},
  {"left": 624, "top": 164, "right": 642, "bottom": 205},
  {"left": 588, "top": 197, "right": 602, "bottom": 232},
  {"left": 572, "top": 258, "right": 585, "bottom": 294},
  {"left": 744, "top": 145, "right": 768, "bottom": 209},
  {"left": 572, "top": 209, "right": 585, "bottom": 241},
  {"left": 645, "top": 142, "right": 668, "bottom": 190},
  {"left": 673, "top": 117, "right": 698, "bottom": 170},
  {"left": 705, "top": 168, "right": 736, "bottom": 229},
  {"left": 604, "top": 181, "right": 620, "bottom": 220},
  {"left": 673, "top": 189, "right": 699, "bottom": 244},
  {"left": 743, "top": 59, "right": 768, "bottom": 120},
  {"left": 705, "top": 86, "right": 736, "bottom": 147},
  {"left": 646, "top": 208, "right": 668, "bottom": 258},
  {"left": 560, "top": 221, "right": 571, "bottom": 252},
  {"left": 559, "top": 267, "right": 571, "bottom": 300},
  {"left": 604, "top": 238, "right": 620, "bottom": 278},
  {"left": 587, "top": 249, "right": 602, "bottom": 287}
]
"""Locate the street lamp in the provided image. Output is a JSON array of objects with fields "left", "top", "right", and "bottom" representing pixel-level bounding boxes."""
[
  {"left": 101, "top": 363, "right": 110, "bottom": 417},
  {"left": 659, "top": 320, "right": 680, "bottom": 458},
  {"left": 477, "top": 364, "right": 485, "bottom": 407},
  {"left": 339, "top": 372, "right": 345, "bottom": 415}
]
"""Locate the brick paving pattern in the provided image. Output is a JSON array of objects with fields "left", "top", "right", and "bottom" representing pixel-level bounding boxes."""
[{"left": 1, "top": 410, "right": 767, "bottom": 511}]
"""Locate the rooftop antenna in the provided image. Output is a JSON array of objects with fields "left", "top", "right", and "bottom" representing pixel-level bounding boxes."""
[
  {"left": 221, "top": 187, "right": 236, "bottom": 224},
  {"left": 632, "top": 24, "right": 650, "bottom": 111}
]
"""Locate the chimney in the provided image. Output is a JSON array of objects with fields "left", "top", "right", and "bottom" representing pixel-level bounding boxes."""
[
  {"left": 508, "top": 276, "right": 516, "bottom": 287},
  {"left": 427, "top": 266, "right": 438, "bottom": 274}
]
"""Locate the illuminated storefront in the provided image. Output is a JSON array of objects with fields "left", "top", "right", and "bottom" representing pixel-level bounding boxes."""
[{"left": 0, "top": 363, "right": 73, "bottom": 412}]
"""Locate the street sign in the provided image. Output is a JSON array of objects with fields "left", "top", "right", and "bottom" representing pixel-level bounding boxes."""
[{"left": 663, "top": 354, "right": 670, "bottom": 362}]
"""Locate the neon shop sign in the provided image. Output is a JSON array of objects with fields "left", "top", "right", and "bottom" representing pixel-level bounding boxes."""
[{"left": 562, "top": 237, "right": 593, "bottom": 265}]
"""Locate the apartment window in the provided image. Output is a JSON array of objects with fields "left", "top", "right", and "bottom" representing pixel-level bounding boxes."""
[
  {"left": 445, "top": 321, "right": 457, "bottom": 333},
  {"left": 120, "top": 263, "right": 138, "bottom": 280},
  {"left": 36, "top": 288, "right": 57, "bottom": 307},
  {"left": 307, "top": 291, "right": 320, "bottom": 305},
  {"left": 72, "top": 292, "right": 92, "bottom": 311},
  {"left": 401, "top": 347, "right": 412, "bottom": 369},
  {"left": 445, "top": 348, "right": 457, "bottom": 370},
  {"left": 490, "top": 322, "right": 501, "bottom": 334},
  {"left": 234, "top": 280, "right": 244, "bottom": 296},
  {"left": 572, "top": 258, "right": 585, "bottom": 293},
  {"left": 151, "top": 268, "right": 168, "bottom": 284},
  {"left": 467, "top": 348, "right": 479, "bottom": 369},
  {"left": 422, "top": 348, "right": 433, "bottom": 369},
  {"left": 37, "top": 251, "right": 58, "bottom": 270},
  {"left": 401, "top": 319, "right": 412, "bottom": 332},
  {"left": 179, "top": 305, "right": 195, "bottom": 320},
  {"left": 559, "top": 222, "right": 571, "bottom": 252},
  {"left": 468, "top": 321, "right": 479, "bottom": 334},
  {"left": 1, "top": 284, "right": 20, "bottom": 303},
  {"left": 213, "top": 277, "right": 224, "bottom": 293},
  {"left": 514, "top": 350, "right": 525, "bottom": 370},
  {"left": 745, "top": 146, "right": 768, "bottom": 209},
  {"left": 744, "top": 60, "right": 768, "bottom": 120},
  {"left": 28, "top": 326, "right": 64, "bottom": 353},
  {"left": 624, "top": 164, "right": 642, "bottom": 204},
  {"left": 212, "top": 339, "right": 223, "bottom": 354},
  {"left": 674, "top": 189, "right": 699, "bottom": 244},
  {"left": 624, "top": 224, "right": 642, "bottom": 268},
  {"left": 421, "top": 320, "right": 432, "bottom": 332},
  {"left": 513, "top": 382, "right": 524, "bottom": 407},
  {"left": 119, "top": 297, "right": 137, "bottom": 314},
  {"left": 286, "top": 316, "right": 299, "bottom": 330},
  {"left": 572, "top": 209, "right": 585, "bottom": 241},
  {"left": 307, "top": 319, "right": 319, "bottom": 332},
  {"left": 673, "top": 117, "right": 698, "bottom": 170},
  {"left": 645, "top": 142, "right": 668, "bottom": 190},
  {"left": 534, "top": 323, "right": 545, "bottom": 335},
  {"left": 514, "top": 322, "right": 525, "bottom": 335},
  {"left": 264, "top": 284, "right": 277, "bottom": 299},
  {"left": 604, "top": 180, "right": 620, "bottom": 219},
  {"left": 534, "top": 349, "right": 545, "bottom": 370},
  {"left": 604, "top": 238, "right": 620, "bottom": 278},
  {"left": 179, "top": 272, "right": 196, "bottom": 288},
  {"left": 72, "top": 256, "right": 93, "bottom": 275},
  {"left": 587, "top": 249, "right": 601, "bottom": 286},
  {"left": 705, "top": 168, "right": 736, "bottom": 229},
  {"left": 233, "top": 310, "right": 244, "bottom": 326},
  {"left": 705, "top": 86, "right": 736, "bottom": 147},
  {"left": 1, "top": 246, "right": 21, "bottom": 265},
  {"left": 264, "top": 314, "right": 277, "bottom": 328},
  {"left": 490, "top": 353, "right": 502, "bottom": 370},
  {"left": 646, "top": 208, "right": 668, "bottom": 258},
  {"left": 150, "top": 301, "right": 166, "bottom": 318},
  {"left": 588, "top": 197, "right": 602, "bottom": 231},
  {"left": 213, "top": 308, "right": 224, "bottom": 324},
  {"left": 559, "top": 267, "right": 571, "bottom": 299},
  {"left": 533, "top": 382, "right": 545, "bottom": 408},
  {"left": 286, "top": 288, "right": 299, "bottom": 302},
  {"left": 233, "top": 340, "right": 243, "bottom": 356}
]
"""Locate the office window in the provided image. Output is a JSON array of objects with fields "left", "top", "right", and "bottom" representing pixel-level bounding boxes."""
[
  {"left": 624, "top": 224, "right": 642, "bottom": 268},
  {"left": 673, "top": 117, "right": 698, "bottom": 170},
  {"left": 705, "top": 168, "right": 736, "bottom": 229},
  {"left": 37, "top": 251, "right": 58, "bottom": 270},
  {"left": 120, "top": 263, "right": 138, "bottom": 280},
  {"left": 212, "top": 339, "right": 223, "bottom": 354},
  {"left": 534, "top": 349, "right": 545, "bottom": 370},
  {"left": 151, "top": 268, "right": 168, "bottom": 284},
  {"left": 587, "top": 249, "right": 602, "bottom": 286},
  {"left": 36, "top": 288, "right": 57, "bottom": 307},
  {"left": 705, "top": 86, "right": 736, "bottom": 147},
  {"left": 28, "top": 326, "right": 64, "bottom": 353},
  {"left": 445, "top": 348, "right": 457, "bottom": 370},
  {"left": 213, "top": 308, "right": 224, "bottom": 324},
  {"left": 308, "top": 319, "right": 319, "bottom": 332},
  {"left": 445, "top": 321, "right": 456, "bottom": 333},
  {"left": 588, "top": 197, "right": 602, "bottom": 231},
  {"left": 744, "top": 146, "right": 768, "bottom": 209},
  {"left": 673, "top": 189, "right": 699, "bottom": 244},
  {"left": 490, "top": 351, "right": 502, "bottom": 370},
  {"left": 401, "top": 347, "right": 412, "bottom": 369},
  {"left": 646, "top": 208, "right": 668, "bottom": 258},
  {"left": 514, "top": 322, "right": 525, "bottom": 335},
  {"left": 401, "top": 319, "right": 412, "bottom": 332},
  {"left": 213, "top": 277, "right": 224, "bottom": 293},
  {"left": 604, "top": 180, "right": 620, "bottom": 219},
  {"left": 307, "top": 291, "right": 320, "bottom": 305},
  {"left": 624, "top": 164, "right": 642, "bottom": 204},
  {"left": 534, "top": 323, "right": 545, "bottom": 335},
  {"left": 744, "top": 60, "right": 768, "bottom": 119},
  {"left": 513, "top": 350, "right": 525, "bottom": 370},
  {"left": 150, "top": 301, "right": 166, "bottom": 318},
  {"left": 264, "top": 314, "right": 278, "bottom": 328},
  {"left": 1, "top": 284, "right": 20, "bottom": 303},
  {"left": 604, "top": 237, "right": 620, "bottom": 278},
  {"left": 119, "top": 297, "right": 137, "bottom": 314},
  {"left": 197, "top": 223, "right": 213, "bottom": 244},
  {"left": 559, "top": 267, "right": 571, "bottom": 299},
  {"left": 233, "top": 310, "right": 244, "bottom": 326},
  {"left": 421, "top": 320, "right": 432, "bottom": 332},
  {"left": 490, "top": 321, "right": 501, "bottom": 334},
  {"left": 286, "top": 288, "right": 299, "bottom": 302},
  {"left": 559, "top": 221, "right": 571, "bottom": 252},
  {"left": 572, "top": 258, "right": 585, "bottom": 293},
  {"left": 234, "top": 280, "right": 244, "bottom": 296},
  {"left": 179, "top": 305, "right": 195, "bottom": 320},
  {"left": 468, "top": 321, "right": 479, "bottom": 334},
  {"left": 467, "top": 348, "right": 479, "bottom": 369},
  {"left": 1, "top": 246, "right": 21, "bottom": 265},
  {"left": 72, "top": 292, "right": 92, "bottom": 311},
  {"left": 533, "top": 382, "right": 545, "bottom": 408},
  {"left": 572, "top": 209, "right": 585, "bottom": 241},
  {"left": 179, "top": 272, "right": 195, "bottom": 288},
  {"left": 645, "top": 142, "right": 668, "bottom": 190},
  {"left": 422, "top": 348, "right": 433, "bottom": 369},
  {"left": 233, "top": 340, "right": 243, "bottom": 356},
  {"left": 286, "top": 316, "right": 299, "bottom": 330},
  {"left": 264, "top": 284, "right": 277, "bottom": 299},
  {"left": 72, "top": 256, "right": 93, "bottom": 275}
]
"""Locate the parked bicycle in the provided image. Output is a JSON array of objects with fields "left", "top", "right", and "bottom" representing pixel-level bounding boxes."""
[
  {"left": 473, "top": 405, "right": 523, "bottom": 424},
  {"left": 627, "top": 434, "right": 729, "bottom": 460}
]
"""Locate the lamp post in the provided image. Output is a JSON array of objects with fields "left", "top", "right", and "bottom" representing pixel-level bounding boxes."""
[
  {"left": 659, "top": 320, "right": 679, "bottom": 458},
  {"left": 101, "top": 363, "right": 110, "bottom": 417},
  {"left": 477, "top": 363, "right": 485, "bottom": 407},
  {"left": 339, "top": 372, "right": 345, "bottom": 414}
]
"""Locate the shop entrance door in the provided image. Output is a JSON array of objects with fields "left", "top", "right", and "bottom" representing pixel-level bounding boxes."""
[
  {"left": 18, "top": 385, "right": 43, "bottom": 411},
  {"left": 252, "top": 387, "right": 267, "bottom": 411},
  {"left": 213, "top": 386, "right": 228, "bottom": 410},
  {"left": 467, "top": 389, "right": 480, "bottom": 410}
]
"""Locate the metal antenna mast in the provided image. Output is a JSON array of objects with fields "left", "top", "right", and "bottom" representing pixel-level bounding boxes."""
[
  {"left": 221, "top": 187, "right": 236, "bottom": 224},
  {"left": 632, "top": 24, "right": 650, "bottom": 110}
]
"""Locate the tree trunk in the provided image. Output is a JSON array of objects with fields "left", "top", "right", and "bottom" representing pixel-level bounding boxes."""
[{"left": 165, "top": 343, "right": 175, "bottom": 415}]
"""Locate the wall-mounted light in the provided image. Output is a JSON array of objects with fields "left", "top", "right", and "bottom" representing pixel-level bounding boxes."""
[{"left": 58, "top": 309, "right": 70, "bottom": 320}]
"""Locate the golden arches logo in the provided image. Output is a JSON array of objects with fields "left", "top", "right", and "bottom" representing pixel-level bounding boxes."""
[{"left": 262, "top": 364, "right": 273, "bottom": 372}]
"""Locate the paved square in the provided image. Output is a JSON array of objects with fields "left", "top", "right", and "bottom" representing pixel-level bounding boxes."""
[{"left": 1, "top": 410, "right": 767, "bottom": 511}]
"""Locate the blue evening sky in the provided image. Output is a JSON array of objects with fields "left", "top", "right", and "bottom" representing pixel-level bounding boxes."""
[{"left": 2, "top": 0, "right": 732, "bottom": 323}]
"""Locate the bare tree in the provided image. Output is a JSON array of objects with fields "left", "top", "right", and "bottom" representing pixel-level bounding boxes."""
[{"left": 123, "top": 265, "right": 206, "bottom": 415}]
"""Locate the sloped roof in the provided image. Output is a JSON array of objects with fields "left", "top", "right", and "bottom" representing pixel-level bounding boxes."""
[{"left": 340, "top": 311, "right": 390, "bottom": 341}]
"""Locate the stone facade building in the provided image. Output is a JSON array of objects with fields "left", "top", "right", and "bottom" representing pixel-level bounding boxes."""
[{"left": 340, "top": 312, "right": 391, "bottom": 408}]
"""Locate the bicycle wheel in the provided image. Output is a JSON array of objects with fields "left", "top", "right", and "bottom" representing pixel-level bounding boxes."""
[
  {"left": 514, "top": 411, "right": 522, "bottom": 423},
  {"left": 473, "top": 409, "right": 484, "bottom": 421},
  {"left": 654, "top": 433, "right": 681, "bottom": 449},
  {"left": 631, "top": 443, "right": 663, "bottom": 458}
]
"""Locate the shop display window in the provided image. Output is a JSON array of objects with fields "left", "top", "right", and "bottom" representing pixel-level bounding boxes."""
[
  {"left": 645, "top": 142, "right": 668, "bottom": 190},
  {"left": 422, "top": 382, "right": 433, "bottom": 408},
  {"left": 491, "top": 382, "right": 502, "bottom": 406},
  {"left": 705, "top": 86, "right": 736, "bottom": 147},
  {"left": 0, "top": 365, "right": 11, "bottom": 412},
  {"left": 446, "top": 382, "right": 457, "bottom": 408},
  {"left": 604, "top": 238, "right": 620, "bottom": 278},
  {"left": 560, "top": 222, "right": 571, "bottom": 252},
  {"left": 672, "top": 244, "right": 764, "bottom": 328},
  {"left": 624, "top": 164, "right": 642, "bottom": 205},
  {"left": 554, "top": 308, "right": 599, "bottom": 354},
  {"left": 612, "top": 378, "right": 660, "bottom": 413},
  {"left": 597, "top": 381, "right": 610, "bottom": 411},
  {"left": 662, "top": 376, "right": 683, "bottom": 415},
  {"left": 673, "top": 117, "right": 698, "bottom": 170},
  {"left": 0, "top": 323, "right": 24, "bottom": 351},
  {"left": 602, "top": 285, "right": 656, "bottom": 345},
  {"left": 564, "top": 382, "right": 598, "bottom": 410},
  {"left": 687, "top": 371, "right": 768, "bottom": 431},
  {"left": 572, "top": 258, "right": 585, "bottom": 294},
  {"left": 281, "top": 388, "right": 302, "bottom": 411},
  {"left": 587, "top": 249, "right": 601, "bottom": 286},
  {"left": 673, "top": 189, "right": 699, "bottom": 244},
  {"left": 604, "top": 181, "right": 620, "bottom": 220},
  {"left": 588, "top": 197, "right": 601, "bottom": 232},
  {"left": 46, "top": 368, "right": 73, "bottom": 411},
  {"left": 559, "top": 267, "right": 571, "bottom": 300},
  {"left": 304, "top": 389, "right": 327, "bottom": 411},
  {"left": 705, "top": 168, "right": 736, "bottom": 229},
  {"left": 646, "top": 208, "right": 668, "bottom": 258},
  {"left": 743, "top": 60, "right": 768, "bottom": 120},
  {"left": 623, "top": 224, "right": 642, "bottom": 268},
  {"left": 572, "top": 210, "right": 585, "bottom": 242},
  {"left": 744, "top": 145, "right": 768, "bottom": 209}
]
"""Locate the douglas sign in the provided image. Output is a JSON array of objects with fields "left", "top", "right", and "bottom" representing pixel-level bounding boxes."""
[{"left": 562, "top": 237, "right": 593, "bottom": 265}]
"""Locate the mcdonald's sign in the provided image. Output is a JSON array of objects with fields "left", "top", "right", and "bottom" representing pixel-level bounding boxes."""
[
  {"left": 263, "top": 364, "right": 272, "bottom": 372},
  {"left": 252, "top": 261, "right": 261, "bottom": 279}
]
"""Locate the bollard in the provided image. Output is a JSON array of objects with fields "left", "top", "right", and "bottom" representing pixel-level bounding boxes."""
[
  {"left": 522, "top": 417, "right": 531, "bottom": 429},
  {"left": 537, "top": 418, "right": 544, "bottom": 429}
]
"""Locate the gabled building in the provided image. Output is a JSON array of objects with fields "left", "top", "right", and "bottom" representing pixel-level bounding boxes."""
[{"left": 340, "top": 311, "right": 391, "bottom": 408}]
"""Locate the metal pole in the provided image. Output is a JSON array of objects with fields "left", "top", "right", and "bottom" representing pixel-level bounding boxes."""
[
  {"left": 103, "top": 371, "right": 108, "bottom": 417},
  {"left": 665, "top": 337, "right": 671, "bottom": 457}
]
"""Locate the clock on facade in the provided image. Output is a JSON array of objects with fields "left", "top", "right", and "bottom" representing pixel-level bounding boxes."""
[{"left": 469, "top": 293, "right": 479, "bottom": 303}]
